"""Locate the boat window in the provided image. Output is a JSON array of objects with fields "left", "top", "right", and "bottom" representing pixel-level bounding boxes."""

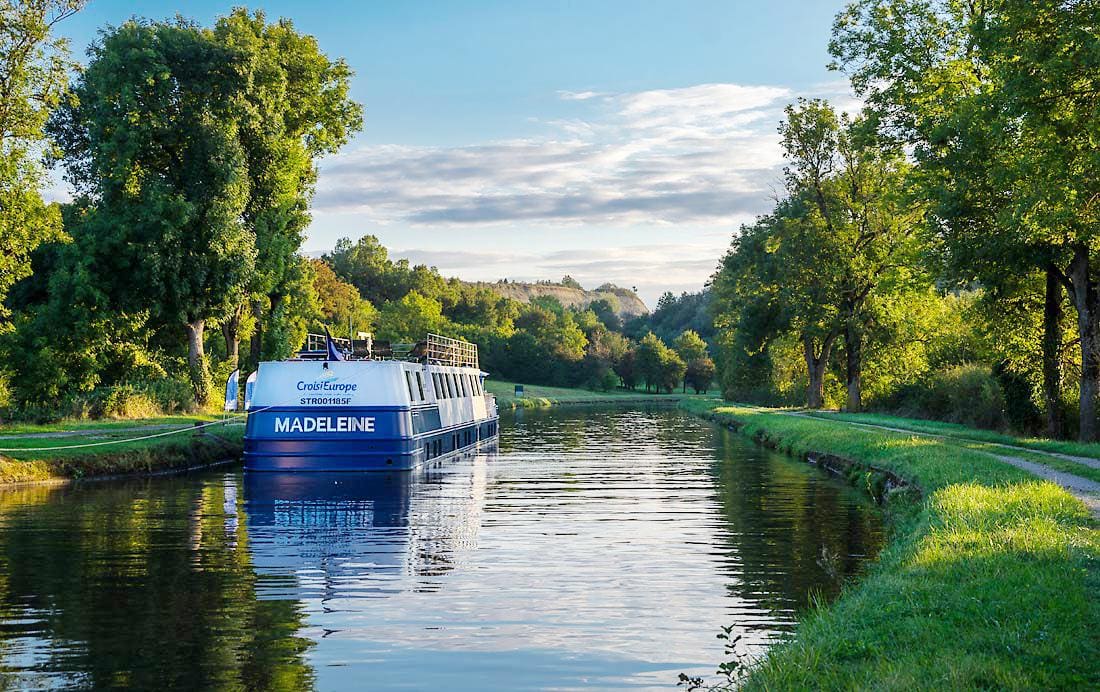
[
  {"left": 433, "top": 372, "right": 443, "bottom": 398},
  {"left": 447, "top": 373, "right": 456, "bottom": 398},
  {"left": 415, "top": 372, "right": 425, "bottom": 400},
  {"left": 405, "top": 371, "right": 416, "bottom": 401},
  {"left": 459, "top": 373, "right": 469, "bottom": 397}
]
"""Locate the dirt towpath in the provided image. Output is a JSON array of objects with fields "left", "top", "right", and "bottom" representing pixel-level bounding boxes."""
[{"left": 786, "top": 412, "right": 1100, "bottom": 519}]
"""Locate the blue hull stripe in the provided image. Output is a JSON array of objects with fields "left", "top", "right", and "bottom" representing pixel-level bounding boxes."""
[{"left": 244, "top": 406, "right": 499, "bottom": 472}]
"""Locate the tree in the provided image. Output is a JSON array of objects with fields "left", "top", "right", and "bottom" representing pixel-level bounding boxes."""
[
  {"left": 713, "top": 200, "right": 844, "bottom": 408},
  {"left": 685, "top": 357, "right": 716, "bottom": 394},
  {"left": 636, "top": 331, "right": 683, "bottom": 393},
  {"left": 588, "top": 298, "right": 622, "bottom": 332},
  {"left": 615, "top": 348, "right": 638, "bottom": 390},
  {"left": 376, "top": 291, "right": 447, "bottom": 342},
  {"left": 673, "top": 330, "right": 708, "bottom": 390},
  {"left": 778, "top": 99, "right": 927, "bottom": 411},
  {"left": 310, "top": 258, "right": 377, "bottom": 338},
  {"left": 711, "top": 214, "right": 792, "bottom": 403},
  {"left": 580, "top": 325, "right": 629, "bottom": 390},
  {"left": 658, "top": 349, "right": 686, "bottom": 394},
  {"left": 50, "top": 20, "right": 256, "bottom": 404},
  {"left": 213, "top": 9, "right": 362, "bottom": 368},
  {"left": 560, "top": 275, "right": 583, "bottom": 290},
  {"left": 259, "top": 256, "right": 319, "bottom": 361},
  {"left": 0, "top": 0, "right": 82, "bottom": 328}
]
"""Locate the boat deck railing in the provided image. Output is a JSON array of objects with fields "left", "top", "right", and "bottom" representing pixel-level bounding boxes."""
[{"left": 297, "top": 332, "right": 479, "bottom": 369}]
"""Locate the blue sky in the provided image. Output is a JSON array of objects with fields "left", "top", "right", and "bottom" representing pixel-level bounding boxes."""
[{"left": 55, "top": 1, "right": 852, "bottom": 306}]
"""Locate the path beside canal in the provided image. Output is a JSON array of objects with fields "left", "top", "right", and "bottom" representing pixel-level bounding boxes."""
[{"left": 786, "top": 411, "right": 1100, "bottom": 518}]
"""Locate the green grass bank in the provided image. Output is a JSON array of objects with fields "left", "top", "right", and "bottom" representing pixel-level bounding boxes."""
[
  {"left": 0, "top": 419, "right": 244, "bottom": 485},
  {"left": 486, "top": 379, "right": 701, "bottom": 409},
  {"left": 679, "top": 400, "right": 1099, "bottom": 690}
]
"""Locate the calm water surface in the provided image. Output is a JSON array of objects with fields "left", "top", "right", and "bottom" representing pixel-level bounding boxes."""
[{"left": 0, "top": 407, "right": 883, "bottom": 690}]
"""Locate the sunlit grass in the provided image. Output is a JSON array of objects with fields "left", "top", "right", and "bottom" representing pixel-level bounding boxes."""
[
  {"left": 679, "top": 399, "right": 1100, "bottom": 690},
  {"left": 0, "top": 427, "right": 244, "bottom": 483},
  {"left": 0, "top": 413, "right": 224, "bottom": 436}
]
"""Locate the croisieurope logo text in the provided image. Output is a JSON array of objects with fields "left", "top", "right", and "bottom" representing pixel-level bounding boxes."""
[{"left": 296, "top": 380, "right": 358, "bottom": 393}]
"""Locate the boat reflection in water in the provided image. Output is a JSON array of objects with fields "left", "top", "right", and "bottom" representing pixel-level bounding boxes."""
[{"left": 242, "top": 448, "right": 492, "bottom": 604}]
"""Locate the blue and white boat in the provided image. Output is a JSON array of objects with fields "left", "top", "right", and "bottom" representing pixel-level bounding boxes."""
[{"left": 244, "top": 333, "right": 499, "bottom": 472}]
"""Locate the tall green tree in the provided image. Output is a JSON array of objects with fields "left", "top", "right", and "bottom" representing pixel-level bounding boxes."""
[
  {"left": 779, "top": 99, "right": 927, "bottom": 410},
  {"left": 309, "top": 258, "right": 377, "bottom": 338},
  {"left": 50, "top": 20, "right": 256, "bottom": 404},
  {"left": 213, "top": 9, "right": 362, "bottom": 368},
  {"left": 0, "top": 0, "right": 81, "bottom": 328},
  {"left": 674, "top": 329, "right": 708, "bottom": 391},
  {"left": 711, "top": 101, "right": 926, "bottom": 409}
]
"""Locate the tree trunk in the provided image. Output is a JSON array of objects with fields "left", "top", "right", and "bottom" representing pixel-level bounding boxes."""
[
  {"left": 222, "top": 304, "right": 243, "bottom": 372},
  {"left": 803, "top": 333, "right": 836, "bottom": 409},
  {"left": 249, "top": 299, "right": 264, "bottom": 366},
  {"left": 185, "top": 319, "right": 210, "bottom": 406},
  {"left": 1067, "top": 246, "right": 1098, "bottom": 441},
  {"left": 1042, "top": 264, "right": 1064, "bottom": 438},
  {"left": 845, "top": 324, "right": 862, "bottom": 412}
]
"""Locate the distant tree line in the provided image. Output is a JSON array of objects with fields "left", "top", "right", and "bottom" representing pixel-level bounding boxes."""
[{"left": 316, "top": 235, "right": 716, "bottom": 396}]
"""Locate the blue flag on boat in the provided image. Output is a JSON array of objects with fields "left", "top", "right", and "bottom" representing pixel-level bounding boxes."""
[
  {"left": 224, "top": 369, "right": 240, "bottom": 411},
  {"left": 324, "top": 327, "right": 345, "bottom": 361}
]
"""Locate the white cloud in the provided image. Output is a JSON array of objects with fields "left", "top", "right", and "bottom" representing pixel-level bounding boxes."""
[{"left": 313, "top": 81, "right": 820, "bottom": 227}]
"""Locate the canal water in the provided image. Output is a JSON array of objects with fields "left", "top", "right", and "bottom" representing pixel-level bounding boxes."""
[{"left": 0, "top": 407, "right": 883, "bottom": 690}]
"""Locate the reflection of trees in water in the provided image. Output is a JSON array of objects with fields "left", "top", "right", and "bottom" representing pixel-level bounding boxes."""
[
  {"left": 504, "top": 406, "right": 698, "bottom": 459},
  {"left": 0, "top": 476, "right": 314, "bottom": 690},
  {"left": 707, "top": 426, "right": 884, "bottom": 612}
]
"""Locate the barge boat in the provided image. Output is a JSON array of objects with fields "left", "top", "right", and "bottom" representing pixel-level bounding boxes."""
[{"left": 244, "top": 333, "right": 499, "bottom": 472}]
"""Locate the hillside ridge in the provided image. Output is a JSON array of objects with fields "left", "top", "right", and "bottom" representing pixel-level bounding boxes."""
[{"left": 472, "top": 281, "right": 649, "bottom": 317}]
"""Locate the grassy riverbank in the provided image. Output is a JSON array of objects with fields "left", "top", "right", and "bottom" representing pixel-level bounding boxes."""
[
  {"left": 679, "top": 400, "right": 1099, "bottom": 690},
  {"left": 0, "top": 413, "right": 222, "bottom": 436},
  {"left": 486, "top": 379, "right": 701, "bottom": 409},
  {"left": 0, "top": 419, "right": 244, "bottom": 484}
]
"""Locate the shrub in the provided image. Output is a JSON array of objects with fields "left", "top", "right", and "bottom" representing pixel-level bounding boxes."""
[
  {"left": 878, "top": 363, "right": 1005, "bottom": 430},
  {"left": 0, "top": 378, "right": 195, "bottom": 423}
]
